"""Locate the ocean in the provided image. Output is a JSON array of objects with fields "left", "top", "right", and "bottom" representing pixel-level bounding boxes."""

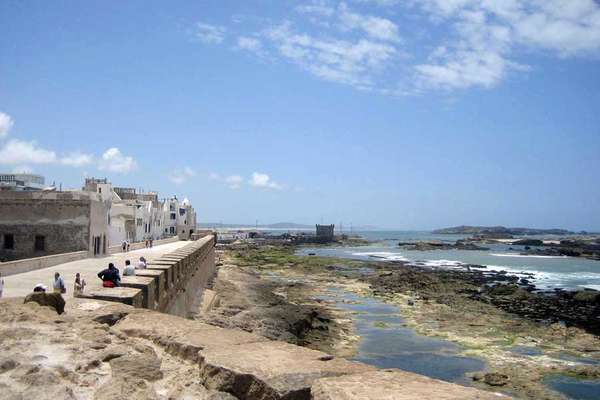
[{"left": 296, "top": 230, "right": 600, "bottom": 291}]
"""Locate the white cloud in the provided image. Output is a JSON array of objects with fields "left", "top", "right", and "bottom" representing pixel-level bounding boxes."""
[
  {"left": 0, "top": 139, "right": 57, "bottom": 164},
  {"left": 413, "top": 0, "right": 600, "bottom": 89},
  {"left": 249, "top": 172, "right": 283, "bottom": 190},
  {"left": 61, "top": 152, "right": 94, "bottom": 167},
  {"left": 194, "top": 0, "right": 600, "bottom": 93},
  {"left": 98, "top": 147, "right": 137, "bottom": 174},
  {"left": 338, "top": 2, "right": 401, "bottom": 42},
  {"left": 12, "top": 165, "right": 33, "bottom": 174},
  {"left": 0, "top": 112, "right": 14, "bottom": 138},
  {"left": 296, "top": 1, "right": 336, "bottom": 17},
  {"left": 195, "top": 22, "right": 226, "bottom": 44},
  {"left": 264, "top": 21, "right": 397, "bottom": 89},
  {"left": 237, "top": 36, "right": 263, "bottom": 52},
  {"left": 225, "top": 174, "right": 243, "bottom": 189},
  {"left": 208, "top": 172, "right": 221, "bottom": 180},
  {"left": 183, "top": 166, "right": 196, "bottom": 177}
]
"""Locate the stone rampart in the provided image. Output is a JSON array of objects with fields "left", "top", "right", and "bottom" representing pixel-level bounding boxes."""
[{"left": 80, "top": 235, "right": 215, "bottom": 318}]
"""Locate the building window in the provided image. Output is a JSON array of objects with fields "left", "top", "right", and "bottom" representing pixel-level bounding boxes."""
[
  {"left": 179, "top": 208, "right": 186, "bottom": 216},
  {"left": 170, "top": 227, "right": 175, "bottom": 234},
  {"left": 137, "top": 218, "right": 142, "bottom": 226},
  {"left": 34, "top": 235, "right": 45, "bottom": 251},
  {"left": 3, "top": 234, "right": 14, "bottom": 250},
  {"left": 98, "top": 187, "right": 102, "bottom": 193},
  {"left": 170, "top": 213, "right": 176, "bottom": 220}
]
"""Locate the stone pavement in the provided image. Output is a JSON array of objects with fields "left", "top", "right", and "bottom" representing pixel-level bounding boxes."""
[{"left": 1, "top": 240, "right": 190, "bottom": 299}]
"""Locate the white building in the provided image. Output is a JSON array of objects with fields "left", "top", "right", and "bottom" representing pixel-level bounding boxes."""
[
  {"left": 0, "top": 173, "right": 46, "bottom": 191},
  {"left": 81, "top": 178, "right": 197, "bottom": 247}
]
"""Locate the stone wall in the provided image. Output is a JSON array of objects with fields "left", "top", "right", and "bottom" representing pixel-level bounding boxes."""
[
  {"left": 0, "top": 197, "right": 92, "bottom": 261},
  {"left": 80, "top": 235, "right": 216, "bottom": 318},
  {"left": 0, "top": 250, "right": 89, "bottom": 276}
]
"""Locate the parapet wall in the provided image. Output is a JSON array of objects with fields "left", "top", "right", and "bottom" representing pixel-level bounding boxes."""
[
  {"left": 0, "top": 250, "right": 89, "bottom": 276},
  {"left": 80, "top": 235, "right": 215, "bottom": 318}
]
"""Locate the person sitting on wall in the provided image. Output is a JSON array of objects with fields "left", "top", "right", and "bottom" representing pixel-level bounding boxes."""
[
  {"left": 123, "top": 260, "right": 135, "bottom": 276},
  {"left": 74, "top": 273, "right": 86, "bottom": 296},
  {"left": 137, "top": 257, "right": 147, "bottom": 269},
  {"left": 97, "top": 263, "right": 120, "bottom": 287},
  {"left": 53, "top": 272, "right": 66, "bottom": 294}
]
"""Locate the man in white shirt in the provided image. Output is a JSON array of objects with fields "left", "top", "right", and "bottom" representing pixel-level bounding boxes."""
[
  {"left": 53, "top": 272, "right": 66, "bottom": 294},
  {"left": 123, "top": 260, "right": 135, "bottom": 276}
]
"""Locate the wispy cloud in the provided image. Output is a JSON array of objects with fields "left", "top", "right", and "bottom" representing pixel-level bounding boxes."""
[
  {"left": 61, "top": 152, "right": 94, "bottom": 167},
  {"left": 193, "top": 0, "right": 600, "bottom": 93},
  {"left": 168, "top": 166, "right": 196, "bottom": 185},
  {"left": 195, "top": 22, "right": 226, "bottom": 44},
  {"left": 263, "top": 21, "right": 397, "bottom": 90},
  {"left": 249, "top": 172, "right": 283, "bottom": 190},
  {"left": 338, "top": 2, "right": 401, "bottom": 43},
  {"left": 225, "top": 174, "right": 243, "bottom": 189},
  {"left": 209, "top": 171, "right": 286, "bottom": 190}
]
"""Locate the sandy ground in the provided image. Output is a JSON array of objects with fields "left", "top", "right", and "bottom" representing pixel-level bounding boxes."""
[{"left": 1, "top": 241, "right": 190, "bottom": 298}]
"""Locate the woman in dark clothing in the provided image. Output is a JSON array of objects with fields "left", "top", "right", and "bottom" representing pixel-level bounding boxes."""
[{"left": 97, "top": 263, "right": 121, "bottom": 287}]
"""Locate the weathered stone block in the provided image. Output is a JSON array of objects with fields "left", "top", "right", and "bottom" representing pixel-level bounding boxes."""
[
  {"left": 198, "top": 340, "right": 375, "bottom": 400},
  {"left": 78, "top": 287, "right": 143, "bottom": 308},
  {"left": 311, "top": 370, "right": 507, "bottom": 400},
  {"left": 120, "top": 276, "right": 156, "bottom": 309}
]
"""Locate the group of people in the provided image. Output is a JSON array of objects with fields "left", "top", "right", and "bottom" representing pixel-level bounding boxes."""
[
  {"left": 31, "top": 271, "right": 86, "bottom": 296},
  {"left": 24, "top": 255, "right": 147, "bottom": 296},
  {"left": 97, "top": 257, "right": 147, "bottom": 287},
  {"left": 121, "top": 239, "right": 154, "bottom": 252}
]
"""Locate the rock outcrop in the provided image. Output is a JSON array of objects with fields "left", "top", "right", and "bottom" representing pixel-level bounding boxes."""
[
  {"left": 0, "top": 296, "right": 506, "bottom": 400},
  {"left": 23, "top": 292, "right": 66, "bottom": 314}
]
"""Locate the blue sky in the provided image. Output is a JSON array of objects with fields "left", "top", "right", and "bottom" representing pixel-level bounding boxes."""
[{"left": 1, "top": 0, "right": 599, "bottom": 230}]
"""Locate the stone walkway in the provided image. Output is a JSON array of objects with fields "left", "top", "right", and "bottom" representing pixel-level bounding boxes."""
[{"left": 1, "top": 241, "right": 190, "bottom": 299}]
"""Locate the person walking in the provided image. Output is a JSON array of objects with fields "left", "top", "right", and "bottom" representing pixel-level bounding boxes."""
[
  {"left": 74, "top": 273, "right": 86, "bottom": 296},
  {"left": 126, "top": 240, "right": 130, "bottom": 252},
  {"left": 122, "top": 240, "right": 127, "bottom": 253},
  {"left": 97, "top": 263, "right": 121, "bottom": 287},
  {"left": 53, "top": 272, "right": 66, "bottom": 294}
]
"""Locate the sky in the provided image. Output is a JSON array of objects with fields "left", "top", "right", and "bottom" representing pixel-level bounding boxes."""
[{"left": 1, "top": 0, "right": 599, "bottom": 231}]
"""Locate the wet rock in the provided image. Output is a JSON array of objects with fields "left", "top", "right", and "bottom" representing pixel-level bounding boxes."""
[
  {"left": 483, "top": 372, "right": 509, "bottom": 386},
  {"left": 0, "top": 359, "right": 19, "bottom": 373},
  {"left": 23, "top": 292, "right": 65, "bottom": 315},
  {"left": 93, "top": 312, "right": 128, "bottom": 326}
]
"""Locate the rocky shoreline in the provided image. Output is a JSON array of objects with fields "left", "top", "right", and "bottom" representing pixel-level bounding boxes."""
[{"left": 209, "top": 243, "right": 600, "bottom": 400}]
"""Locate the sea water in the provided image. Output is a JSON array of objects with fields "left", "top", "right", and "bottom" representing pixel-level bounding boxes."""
[{"left": 297, "top": 230, "right": 600, "bottom": 291}]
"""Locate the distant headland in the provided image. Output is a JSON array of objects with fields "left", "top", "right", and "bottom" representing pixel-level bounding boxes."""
[{"left": 432, "top": 225, "right": 585, "bottom": 236}]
